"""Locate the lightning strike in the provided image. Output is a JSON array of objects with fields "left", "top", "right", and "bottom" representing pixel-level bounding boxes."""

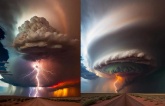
[
  {"left": 33, "top": 61, "right": 40, "bottom": 97},
  {"left": 114, "top": 74, "right": 123, "bottom": 93},
  {"left": 29, "top": 60, "right": 40, "bottom": 97},
  {"left": 32, "top": 60, "right": 53, "bottom": 97},
  {"left": 23, "top": 70, "right": 35, "bottom": 79},
  {"left": 23, "top": 59, "right": 54, "bottom": 97}
]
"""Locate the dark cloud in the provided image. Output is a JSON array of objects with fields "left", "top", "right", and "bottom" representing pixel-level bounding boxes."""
[
  {"left": 0, "top": 0, "right": 26, "bottom": 43},
  {"left": 0, "top": 28, "right": 5, "bottom": 40},
  {"left": 1, "top": 50, "right": 80, "bottom": 87},
  {"left": 0, "top": 28, "right": 9, "bottom": 71},
  {"left": 81, "top": 57, "right": 98, "bottom": 80},
  {"left": 81, "top": 64, "right": 98, "bottom": 80}
]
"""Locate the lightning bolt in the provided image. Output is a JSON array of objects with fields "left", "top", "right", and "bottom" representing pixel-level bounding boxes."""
[
  {"left": 23, "top": 70, "right": 35, "bottom": 79},
  {"left": 114, "top": 74, "right": 122, "bottom": 93},
  {"left": 23, "top": 59, "right": 54, "bottom": 97},
  {"left": 33, "top": 60, "right": 41, "bottom": 97},
  {"left": 32, "top": 60, "right": 54, "bottom": 97}
]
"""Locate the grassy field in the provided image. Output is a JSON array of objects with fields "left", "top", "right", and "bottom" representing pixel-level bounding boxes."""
[
  {"left": 0, "top": 96, "right": 34, "bottom": 106},
  {"left": 0, "top": 96, "right": 80, "bottom": 106},
  {"left": 81, "top": 93, "right": 121, "bottom": 106},
  {"left": 130, "top": 93, "right": 165, "bottom": 105}
]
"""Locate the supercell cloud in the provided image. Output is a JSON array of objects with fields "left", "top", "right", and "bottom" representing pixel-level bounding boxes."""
[{"left": 81, "top": 0, "right": 165, "bottom": 93}]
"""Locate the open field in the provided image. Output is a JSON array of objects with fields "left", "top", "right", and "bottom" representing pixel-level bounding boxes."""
[
  {"left": 0, "top": 96, "right": 80, "bottom": 106},
  {"left": 81, "top": 93, "right": 121, "bottom": 106},
  {"left": 1, "top": 94, "right": 165, "bottom": 106},
  {"left": 81, "top": 93, "right": 165, "bottom": 106},
  {"left": 130, "top": 93, "right": 165, "bottom": 106},
  {"left": 0, "top": 96, "right": 34, "bottom": 106}
]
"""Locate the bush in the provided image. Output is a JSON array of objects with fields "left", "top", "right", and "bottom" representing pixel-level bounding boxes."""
[
  {"left": 98, "top": 97, "right": 105, "bottom": 100},
  {"left": 82, "top": 99, "right": 97, "bottom": 106}
]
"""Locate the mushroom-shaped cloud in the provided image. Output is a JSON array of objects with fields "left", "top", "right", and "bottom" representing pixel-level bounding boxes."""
[
  {"left": 2, "top": 16, "right": 80, "bottom": 88},
  {"left": 13, "top": 16, "right": 78, "bottom": 54}
]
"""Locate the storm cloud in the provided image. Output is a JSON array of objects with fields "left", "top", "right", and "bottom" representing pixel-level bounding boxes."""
[
  {"left": 81, "top": 0, "right": 165, "bottom": 93},
  {"left": 13, "top": 16, "right": 79, "bottom": 56},
  {"left": 0, "top": 28, "right": 9, "bottom": 71},
  {"left": 0, "top": 0, "right": 80, "bottom": 90}
]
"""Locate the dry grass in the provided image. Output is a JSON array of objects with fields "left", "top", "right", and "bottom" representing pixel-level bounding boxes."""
[
  {"left": 81, "top": 93, "right": 121, "bottom": 106},
  {"left": 130, "top": 93, "right": 165, "bottom": 105}
]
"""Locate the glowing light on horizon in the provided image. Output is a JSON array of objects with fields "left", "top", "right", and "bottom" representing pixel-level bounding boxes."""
[
  {"left": 51, "top": 80, "right": 80, "bottom": 97},
  {"left": 50, "top": 80, "right": 80, "bottom": 89},
  {"left": 53, "top": 87, "right": 80, "bottom": 97}
]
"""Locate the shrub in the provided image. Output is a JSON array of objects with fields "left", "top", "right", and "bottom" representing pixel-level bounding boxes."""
[{"left": 82, "top": 99, "right": 97, "bottom": 106}]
